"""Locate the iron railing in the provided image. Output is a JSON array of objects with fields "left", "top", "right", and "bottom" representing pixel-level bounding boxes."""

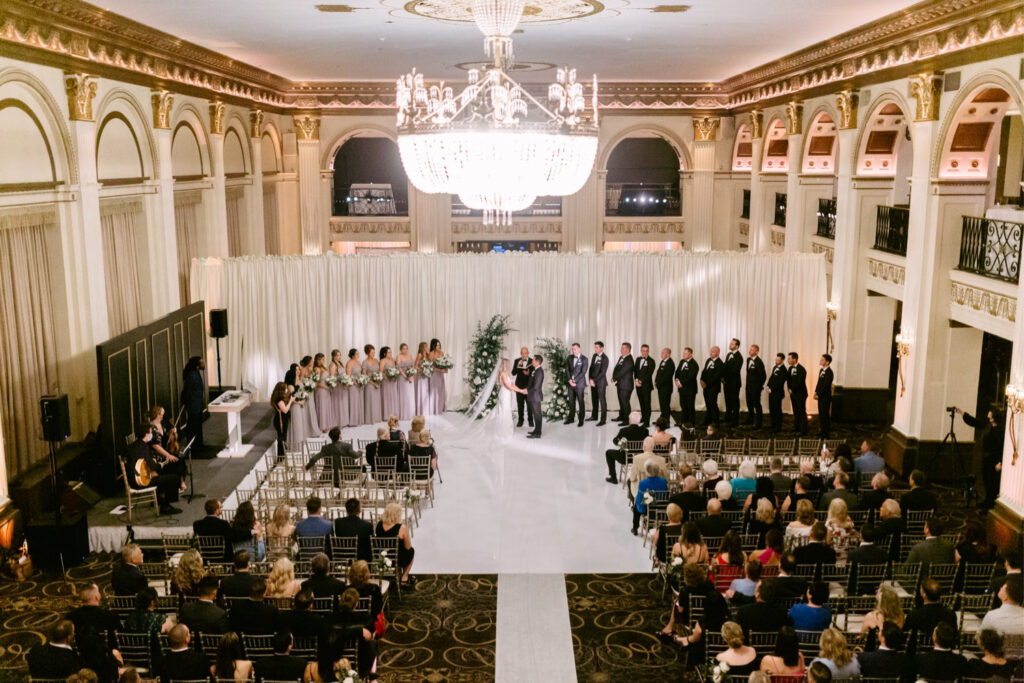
[
  {"left": 773, "top": 192, "right": 787, "bottom": 227},
  {"left": 816, "top": 197, "right": 837, "bottom": 239},
  {"left": 957, "top": 215, "right": 1022, "bottom": 284},
  {"left": 874, "top": 205, "right": 910, "bottom": 255}
]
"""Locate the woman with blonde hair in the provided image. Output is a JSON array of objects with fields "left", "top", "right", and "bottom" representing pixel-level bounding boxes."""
[
  {"left": 630, "top": 437, "right": 666, "bottom": 500},
  {"left": 811, "top": 627, "right": 860, "bottom": 678},
  {"left": 825, "top": 497, "right": 856, "bottom": 562},
  {"left": 374, "top": 502, "right": 415, "bottom": 586},
  {"left": 408, "top": 415, "right": 426, "bottom": 446},
  {"left": 747, "top": 497, "right": 782, "bottom": 546},
  {"left": 387, "top": 413, "right": 404, "bottom": 442},
  {"left": 171, "top": 549, "right": 206, "bottom": 596},
  {"left": 715, "top": 621, "right": 759, "bottom": 675},
  {"left": 787, "top": 499, "right": 816, "bottom": 536},
  {"left": 861, "top": 585, "right": 905, "bottom": 633},
  {"left": 265, "top": 505, "right": 295, "bottom": 560},
  {"left": 266, "top": 557, "right": 303, "bottom": 598}
]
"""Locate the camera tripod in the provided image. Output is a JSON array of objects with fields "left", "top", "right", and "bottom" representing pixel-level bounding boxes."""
[{"left": 935, "top": 408, "right": 975, "bottom": 500}]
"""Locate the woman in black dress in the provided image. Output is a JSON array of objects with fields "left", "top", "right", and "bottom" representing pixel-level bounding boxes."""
[
  {"left": 271, "top": 382, "right": 294, "bottom": 458},
  {"left": 375, "top": 502, "right": 415, "bottom": 586}
]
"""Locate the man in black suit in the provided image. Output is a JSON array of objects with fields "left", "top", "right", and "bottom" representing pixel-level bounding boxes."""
[
  {"left": 815, "top": 354, "right": 834, "bottom": 438},
  {"left": 306, "top": 427, "right": 360, "bottom": 487},
  {"left": 111, "top": 543, "right": 147, "bottom": 596},
  {"left": 858, "top": 620, "right": 908, "bottom": 678},
  {"left": 700, "top": 346, "right": 725, "bottom": 427},
  {"left": 793, "top": 522, "right": 837, "bottom": 566},
  {"left": 668, "top": 475, "right": 705, "bottom": 520},
  {"left": 786, "top": 352, "right": 808, "bottom": 435},
  {"left": 126, "top": 424, "right": 181, "bottom": 515},
  {"left": 254, "top": 632, "right": 308, "bottom": 682},
  {"left": 565, "top": 343, "right": 589, "bottom": 427},
  {"left": 904, "top": 577, "right": 957, "bottom": 645},
  {"left": 517, "top": 355, "right": 545, "bottom": 438},
  {"left": 697, "top": 498, "right": 733, "bottom": 537},
  {"left": 674, "top": 347, "right": 699, "bottom": 428},
  {"left": 633, "top": 344, "right": 656, "bottom": 427},
  {"left": 743, "top": 344, "right": 767, "bottom": 428},
  {"left": 281, "top": 589, "right": 326, "bottom": 641},
  {"left": 766, "top": 353, "right": 788, "bottom": 433},
  {"left": 229, "top": 577, "right": 279, "bottom": 634},
  {"left": 611, "top": 343, "right": 635, "bottom": 425},
  {"left": 723, "top": 338, "right": 743, "bottom": 427},
  {"left": 334, "top": 497, "right": 374, "bottom": 562},
  {"left": 818, "top": 472, "right": 859, "bottom": 510},
  {"left": 161, "top": 624, "right": 209, "bottom": 683},
  {"left": 181, "top": 355, "right": 207, "bottom": 454},
  {"left": 987, "top": 548, "right": 1022, "bottom": 604},
  {"left": 654, "top": 347, "right": 676, "bottom": 424},
  {"left": 587, "top": 341, "right": 609, "bottom": 425},
  {"left": 66, "top": 582, "right": 121, "bottom": 637},
  {"left": 220, "top": 550, "right": 255, "bottom": 599},
  {"left": 848, "top": 524, "right": 889, "bottom": 594},
  {"left": 770, "top": 553, "right": 808, "bottom": 600},
  {"left": 193, "top": 498, "right": 235, "bottom": 561},
  {"left": 913, "top": 622, "right": 966, "bottom": 680},
  {"left": 512, "top": 346, "right": 533, "bottom": 428},
  {"left": 27, "top": 621, "right": 81, "bottom": 680},
  {"left": 860, "top": 472, "right": 893, "bottom": 513},
  {"left": 179, "top": 575, "right": 228, "bottom": 635},
  {"left": 300, "top": 553, "right": 346, "bottom": 598},
  {"left": 876, "top": 499, "right": 907, "bottom": 560},
  {"left": 905, "top": 518, "right": 955, "bottom": 571},
  {"left": 604, "top": 412, "right": 648, "bottom": 484},
  {"left": 736, "top": 580, "right": 792, "bottom": 637},
  {"left": 901, "top": 469, "right": 938, "bottom": 512}
]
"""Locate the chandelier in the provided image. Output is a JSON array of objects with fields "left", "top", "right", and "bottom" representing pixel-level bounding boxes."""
[{"left": 395, "top": 0, "right": 599, "bottom": 226}]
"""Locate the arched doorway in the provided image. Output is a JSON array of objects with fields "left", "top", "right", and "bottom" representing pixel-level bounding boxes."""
[{"left": 331, "top": 137, "right": 409, "bottom": 217}]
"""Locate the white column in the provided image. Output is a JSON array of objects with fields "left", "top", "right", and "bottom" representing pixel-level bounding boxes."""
[
  {"left": 1000, "top": 274, "right": 1024, "bottom": 517},
  {"left": 690, "top": 140, "right": 716, "bottom": 252},
  {"left": 294, "top": 114, "right": 323, "bottom": 255},
  {"left": 206, "top": 103, "right": 230, "bottom": 258},
  {"left": 564, "top": 169, "right": 601, "bottom": 252},
  {"left": 409, "top": 185, "right": 452, "bottom": 253},
  {"left": 148, "top": 90, "right": 180, "bottom": 317},
  {"left": 247, "top": 110, "right": 266, "bottom": 256},
  {"left": 746, "top": 111, "right": 768, "bottom": 253},
  {"left": 320, "top": 170, "right": 334, "bottom": 250},
  {"left": 783, "top": 131, "right": 805, "bottom": 252}
]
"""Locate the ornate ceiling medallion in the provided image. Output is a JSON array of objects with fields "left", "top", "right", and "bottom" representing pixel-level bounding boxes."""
[{"left": 404, "top": 0, "right": 604, "bottom": 24}]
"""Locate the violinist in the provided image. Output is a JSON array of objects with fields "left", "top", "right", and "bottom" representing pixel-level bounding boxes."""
[
  {"left": 126, "top": 423, "right": 182, "bottom": 515},
  {"left": 146, "top": 406, "right": 186, "bottom": 491}
]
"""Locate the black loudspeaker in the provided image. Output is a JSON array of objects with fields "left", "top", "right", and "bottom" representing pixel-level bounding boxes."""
[
  {"left": 25, "top": 510, "right": 89, "bottom": 569},
  {"left": 209, "top": 308, "right": 229, "bottom": 338},
  {"left": 40, "top": 394, "right": 70, "bottom": 442}
]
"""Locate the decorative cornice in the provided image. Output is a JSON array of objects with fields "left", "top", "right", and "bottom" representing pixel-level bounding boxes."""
[
  {"left": 595, "top": 82, "right": 730, "bottom": 111},
  {"left": 294, "top": 113, "right": 321, "bottom": 141},
  {"left": 836, "top": 90, "right": 859, "bottom": 130},
  {"left": 329, "top": 218, "right": 410, "bottom": 235},
  {"left": 603, "top": 219, "right": 685, "bottom": 236},
  {"left": 950, "top": 280, "right": 1016, "bottom": 324},
  {"left": 909, "top": 72, "right": 944, "bottom": 121},
  {"left": 867, "top": 257, "right": 906, "bottom": 286},
  {"left": 692, "top": 116, "right": 720, "bottom": 142},
  {"left": 249, "top": 109, "right": 263, "bottom": 138},
  {"left": 749, "top": 110, "right": 763, "bottom": 139},
  {"left": 784, "top": 101, "right": 803, "bottom": 136},
  {"left": 151, "top": 89, "right": 173, "bottom": 129},
  {"left": 452, "top": 220, "right": 562, "bottom": 235},
  {"left": 64, "top": 72, "right": 96, "bottom": 121},
  {"left": 209, "top": 101, "right": 225, "bottom": 134}
]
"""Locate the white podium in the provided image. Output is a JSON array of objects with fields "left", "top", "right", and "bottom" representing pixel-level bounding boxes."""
[{"left": 207, "top": 391, "right": 252, "bottom": 457}]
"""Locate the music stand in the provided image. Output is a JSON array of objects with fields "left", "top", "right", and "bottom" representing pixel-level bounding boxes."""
[{"left": 181, "top": 435, "right": 205, "bottom": 503}]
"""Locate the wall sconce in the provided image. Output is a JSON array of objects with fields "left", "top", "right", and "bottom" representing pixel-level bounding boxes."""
[
  {"left": 894, "top": 331, "right": 911, "bottom": 397},
  {"left": 1005, "top": 384, "right": 1023, "bottom": 466},
  {"left": 825, "top": 302, "right": 838, "bottom": 355}
]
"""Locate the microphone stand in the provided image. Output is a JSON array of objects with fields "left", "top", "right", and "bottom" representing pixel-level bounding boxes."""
[{"left": 183, "top": 435, "right": 205, "bottom": 503}]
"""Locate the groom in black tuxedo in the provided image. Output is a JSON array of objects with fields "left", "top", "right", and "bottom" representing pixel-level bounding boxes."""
[
  {"left": 612, "top": 343, "right": 635, "bottom": 425},
  {"left": 565, "top": 343, "right": 588, "bottom": 427},
  {"left": 587, "top": 341, "right": 609, "bottom": 425},
  {"left": 517, "top": 355, "right": 545, "bottom": 438},
  {"left": 655, "top": 347, "right": 676, "bottom": 423},
  {"left": 633, "top": 344, "right": 655, "bottom": 427},
  {"left": 512, "top": 346, "right": 533, "bottom": 428}
]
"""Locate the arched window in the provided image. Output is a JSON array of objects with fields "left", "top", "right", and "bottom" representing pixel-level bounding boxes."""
[
  {"left": 332, "top": 138, "right": 408, "bottom": 216},
  {"left": 605, "top": 138, "right": 681, "bottom": 216}
]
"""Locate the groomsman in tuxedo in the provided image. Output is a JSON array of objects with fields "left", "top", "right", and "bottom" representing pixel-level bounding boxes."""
[
  {"left": 815, "top": 354, "right": 834, "bottom": 438},
  {"left": 587, "top": 341, "right": 609, "bottom": 426},
  {"left": 787, "top": 352, "right": 808, "bottom": 435},
  {"left": 655, "top": 348, "right": 676, "bottom": 423},
  {"left": 767, "top": 353, "right": 788, "bottom": 432},
  {"left": 743, "top": 344, "right": 767, "bottom": 429},
  {"left": 723, "top": 338, "right": 743, "bottom": 427},
  {"left": 612, "top": 343, "right": 635, "bottom": 425},
  {"left": 700, "top": 347, "right": 724, "bottom": 427},
  {"left": 675, "top": 347, "right": 699, "bottom": 427},
  {"left": 564, "top": 343, "right": 588, "bottom": 427},
  {"left": 517, "top": 355, "right": 545, "bottom": 438},
  {"left": 633, "top": 345, "right": 655, "bottom": 427},
  {"left": 512, "top": 347, "right": 533, "bottom": 428}
]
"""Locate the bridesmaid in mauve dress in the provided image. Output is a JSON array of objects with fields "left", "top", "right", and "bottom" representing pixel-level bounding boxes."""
[
  {"left": 414, "top": 341, "right": 431, "bottom": 415},
  {"left": 312, "top": 353, "right": 332, "bottom": 433},
  {"left": 289, "top": 355, "right": 320, "bottom": 449},
  {"left": 428, "top": 338, "right": 447, "bottom": 414},
  {"left": 346, "top": 349, "right": 364, "bottom": 427},
  {"left": 329, "top": 349, "right": 349, "bottom": 428},
  {"left": 380, "top": 346, "right": 400, "bottom": 421},
  {"left": 396, "top": 343, "right": 416, "bottom": 421},
  {"left": 363, "top": 344, "right": 383, "bottom": 425}
]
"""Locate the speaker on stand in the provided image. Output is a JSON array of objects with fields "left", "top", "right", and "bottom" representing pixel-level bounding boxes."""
[
  {"left": 209, "top": 308, "right": 228, "bottom": 396},
  {"left": 38, "top": 394, "right": 82, "bottom": 575}
]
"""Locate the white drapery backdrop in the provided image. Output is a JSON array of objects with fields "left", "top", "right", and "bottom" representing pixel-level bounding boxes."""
[
  {"left": 262, "top": 186, "right": 279, "bottom": 256},
  {"left": 100, "top": 197, "right": 145, "bottom": 337},
  {"left": 174, "top": 190, "right": 201, "bottom": 307},
  {"left": 192, "top": 251, "right": 827, "bottom": 411},
  {"left": 226, "top": 186, "right": 244, "bottom": 258}
]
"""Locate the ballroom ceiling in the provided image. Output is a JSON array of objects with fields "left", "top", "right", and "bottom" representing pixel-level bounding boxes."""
[{"left": 94, "top": 0, "right": 919, "bottom": 82}]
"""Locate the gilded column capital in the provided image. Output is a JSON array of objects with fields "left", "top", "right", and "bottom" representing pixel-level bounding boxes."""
[
  {"left": 784, "top": 101, "right": 803, "bottom": 136},
  {"left": 909, "top": 72, "right": 943, "bottom": 122},
  {"left": 294, "top": 113, "right": 321, "bottom": 141},
  {"left": 249, "top": 109, "right": 264, "bottom": 138},
  {"left": 692, "top": 116, "right": 720, "bottom": 142},
  {"left": 836, "top": 89, "right": 859, "bottom": 130},
  {"left": 64, "top": 73, "right": 97, "bottom": 122},
  {"left": 209, "top": 101, "right": 226, "bottom": 134},
  {"left": 151, "top": 90, "right": 174, "bottom": 129},
  {"left": 748, "top": 110, "right": 763, "bottom": 139}
]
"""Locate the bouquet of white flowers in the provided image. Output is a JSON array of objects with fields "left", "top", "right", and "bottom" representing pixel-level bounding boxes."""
[
  {"left": 302, "top": 377, "right": 317, "bottom": 393},
  {"left": 293, "top": 388, "right": 309, "bottom": 403},
  {"left": 374, "top": 549, "right": 394, "bottom": 574},
  {"left": 403, "top": 487, "right": 420, "bottom": 504},
  {"left": 338, "top": 374, "right": 355, "bottom": 387},
  {"left": 419, "top": 361, "right": 434, "bottom": 378},
  {"left": 370, "top": 371, "right": 384, "bottom": 384},
  {"left": 712, "top": 661, "right": 730, "bottom": 683},
  {"left": 325, "top": 375, "right": 339, "bottom": 389},
  {"left": 311, "top": 371, "right": 321, "bottom": 383},
  {"left": 666, "top": 554, "right": 686, "bottom": 584},
  {"left": 354, "top": 374, "right": 370, "bottom": 388},
  {"left": 643, "top": 491, "right": 654, "bottom": 506},
  {"left": 338, "top": 666, "right": 361, "bottom": 683},
  {"left": 433, "top": 353, "right": 454, "bottom": 370},
  {"left": 384, "top": 367, "right": 402, "bottom": 381}
]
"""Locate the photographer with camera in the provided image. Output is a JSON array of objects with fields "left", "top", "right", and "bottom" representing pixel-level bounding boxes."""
[{"left": 955, "top": 406, "right": 1004, "bottom": 510}]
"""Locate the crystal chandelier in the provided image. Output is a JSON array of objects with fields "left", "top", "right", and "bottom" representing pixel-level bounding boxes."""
[{"left": 395, "top": 0, "right": 599, "bottom": 226}]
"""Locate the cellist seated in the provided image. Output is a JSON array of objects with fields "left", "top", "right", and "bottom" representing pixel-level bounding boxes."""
[{"left": 126, "top": 423, "right": 183, "bottom": 515}]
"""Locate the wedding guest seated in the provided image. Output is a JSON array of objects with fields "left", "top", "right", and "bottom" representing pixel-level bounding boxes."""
[
  {"left": 731, "top": 460, "right": 757, "bottom": 504},
  {"left": 331, "top": 588, "right": 379, "bottom": 680},
  {"left": 726, "top": 557, "right": 763, "bottom": 603},
  {"left": 698, "top": 498, "right": 732, "bottom": 537},
  {"left": 770, "top": 553, "right": 807, "bottom": 600},
  {"left": 811, "top": 628, "right": 860, "bottom": 679},
  {"left": 124, "top": 587, "right": 173, "bottom": 635},
  {"left": 904, "top": 577, "right": 957, "bottom": 644},
  {"left": 786, "top": 498, "right": 816, "bottom": 542},
  {"left": 790, "top": 460, "right": 824, "bottom": 497},
  {"left": 857, "top": 620, "right": 907, "bottom": 678},
  {"left": 988, "top": 547, "right": 1022, "bottom": 602},
  {"left": 253, "top": 631, "right": 307, "bottom": 683},
  {"left": 27, "top": 621, "right": 81, "bottom": 680},
  {"left": 716, "top": 480, "right": 740, "bottom": 511},
  {"left": 300, "top": 553, "right": 346, "bottom": 598},
  {"left": 296, "top": 496, "right": 333, "bottom": 537},
  {"left": 793, "top": 522, "right": 836, "bottom": 566},
  {"left": 900, "top": 469, "right": 938, "bottom": 512},
  {"left": 818, "top": 472, "right": 858, "bottom": 511},
  {"left": 736, "top": 580, "right": 791, "bottom": 636},
  {"left": 66, "top": 582, "right": 121, "bottom": 637},
  {"left": 160, "top": 624, "right": 209, "bottom": 683},
  {"left": 862, "top": 585, "right": 906, "bottom": 635},
  {"left": 671, "top": 521, "right": 710, "bottom": 566},
  {"left": 965, "top": 629, "right": 1018, "bottom": 679},
  {"left": 760, "top": 625, "right": 806, "bottom": 676},
  {"left": 266, "top": 557, "right": 303, "bottom": 598},
  {"left": 304, "top": 628, "right": 357, "bottom": 683},
  {"left": 715, "top": 621, "right": 761, "bottom": 676},
  {"left": 747, "top": 498, "right": 783, "bottom": 548},
  {"left": 194, "top": 498, "right": 235, "bottom": 561},
  {"left": 854, "top": 439, "right": 884, "bottom": 476},
  {"left": 220, "top": 550, "right": 255, "bottom": 599},
  {"left": 789, "top": 581, "right": 832, "bottom": 631},
  {"left": 171, "top": 548, "right": 207, "bottom": 597},
  {"left": 630, "top": 437, "right": 666, "bottom": 502},
  {"left": 769, "top": 458, "right": 792, "bottom": 498},
  {"left": 806, "top": 660, "right": 832, "bottom": 683},
  {"left": 660, "top": 563, "right": 729, "bottom": 646},
  {"left": 781, "top": 475, "right": 815, "bottom": 513},
  {"left": 876, "top": 498, "right": 906, "bottom": 559},
  {"left": 604, "top": 411, "right": 648, "bottom": 485},
  {"left": 631, "top": 459, "right": 668, "bottom": 536},
  {"left": 824, "top": 498, "right": 857, "bottom": 563},
  {"left": 712, "top": 531, "right": 747, "bottom": 590},
  {"left": 387, "top": 414, "right": 405, "bottom": 442},
  {"left": 410, "top": 429, "right": 437, "bottom": 477},
  {"left": 282, "top": 589, "right": 326, "bottom": 641},
  {"left": 750, "top": 528, "right": 785, "bottom": 567},
  {"left": 651, "top": 416, "right": 676, "bottom": 451},
  {"left": 266, "top": 505, "right": 296, "bottom": 560},
  {"left": 743, "top": 476, "right": 779, "bottom": 514},
  {"left": 981, "top": 574, "right": 1024, "bottom": 635},
  {"left": 306, "top": 427, "right": 359, "bottom": 487},
  {"left": 407, "top": 415, "right": 426, "bottom": 447},
  {"left": 905, "top": 517, "right": 954, "bottom": 570},
  {"left": 230, "top": 500, "right": 266, "bottom": 561},
  {"left": 347, "top": 560, "right": 384, "bottom": 629},
  {"left": 702, "top": 459, "right": 723, "bottom": 494},
  {"left": 179, "top": 574, "right": 228, "bottom": 634},
  {"left": 230, "top": 576, "right": 279, "bottom": 634},
  {"left": 860, "top": 472, "right": 892, "bottom": 513},
  {"left": 955, "top": 518, "right": 996, "bottom": 565},
  {"left": 668, "top": 475, "right": 706, "bottom": 519},
  {"left": 653, "top": 503, "right": 684, "bottom": 566},
  {"left": 210, "top": 631, "right": 253, "bottom": 682},
  {"left": 913, "top": 622, "right": 966, "bottom": 681},
  {"left": 112, "top": 543, "right": 147, "bottom": 596},
  {"left": 847, "top": 524, "right": 888, "bottom": 593},
  {"left": 334, "top": 497, "right": 374, "bottom": 562}
]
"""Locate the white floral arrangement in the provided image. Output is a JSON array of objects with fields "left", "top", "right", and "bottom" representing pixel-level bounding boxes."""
[
  {"left": 385, "top": 367, "right": 402, "bottom": 381},
  {"left": 354, "top": 374, "right": 370, "bottom": 388},
  {"left": 463, "top": 314, "right": 514, "bottom": 417},
  {"left": 302, "top": 377, "right": 317, "bottom": 393},
  {"left": 338, "top": 667, "right": 361, "bottom": 683},
  {"left": 311, "top": 371, "right": 321, "bottom": 383},
  {"left": 419, "top": 361, "right": 434, "bottom": 378},
  {"left": 403, "top": 487, "right": 420, "bottom": 504},
  {"left": 432, "top": 353, "right": 454, "bottom": 370},
  {"left": 370, "top": 370, "right": 385, "bottom": 384},
  {"left": 293, "top": 388, "right": 309, "bottom": 403},
  {"left": 666, "top": 554, "right": 686, "bottom": 583},
  {"left": 712, "top": 660, "right": 730, "bottom": 683},
  {"left": 643, "top": 491, "right": 654, "bottom": 506},
  {"left": 374, "top": 549, "right": 393, "bottom": 574},
  {"left": 338, "top": 374, "right": 355, "bottom": 387},
  {"left": 325, "top": 375, "right": 339, "bottom": 389}
]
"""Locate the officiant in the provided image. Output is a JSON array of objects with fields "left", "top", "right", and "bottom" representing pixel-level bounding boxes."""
[{"left": 513, "top": 346, "right": 533, "bottom": 428}]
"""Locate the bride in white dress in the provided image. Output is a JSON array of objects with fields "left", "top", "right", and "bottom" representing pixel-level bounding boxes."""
[{"left": 441, "top": 357, "right": 515, "bottom": 449}]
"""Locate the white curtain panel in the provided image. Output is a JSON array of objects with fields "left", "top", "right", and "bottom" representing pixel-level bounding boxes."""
[
  {"left": 193, "top": 251, "right": 828, "bottom": 410},
  {"left": 174, "top": 191, "right": 201, "bottom": 306},
  {"left": 226, "top": 186, "right": 244, "bottom": 257},
  {"left": 263, "top": 185, "right": 279, "bottom": 256},
  {"left": 0, "top": 208, "right": 60, "bottom": 478},
  {"left": 100, "top": 198, "right": 145, "bottom": 337}
]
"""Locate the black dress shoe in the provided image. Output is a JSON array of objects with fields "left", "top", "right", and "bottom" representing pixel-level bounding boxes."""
[
  {"left": 630, "top": 528, "right": 639, "bottom": 536},
  {"left": 527, "top": 433, "right": 540, "bottom": 439},
  {"left": 605, "top": 476, "right": 618, "bottom": 484},
  {"left": 516, "top": 421, "right": 524, "bottom": 427},
  {"left": 161, "top": 505, "right": 183, "bottom": 515},
  {"left": 577, "top": 422, "right": 584, "bottom": 427},
  {"left": 563, "top": 419, "right": 573, "bottom": 425},
  {"left": 586, "top": 416, "right": 599, "bottom": 422},
  {"left": 596, "top": 421, "right": 606, "bottom": 426}
]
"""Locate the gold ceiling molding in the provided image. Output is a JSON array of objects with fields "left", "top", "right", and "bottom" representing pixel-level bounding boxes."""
[
  {"left": 836, "top": 90, "right": 859, "bottom": 130},
  {"left": 909, "top": 72, "right": 944, "bottom": 121},
  {"left": 294, "top": 114, "right": 321, "bottom": 141},
  {"left": 249, "top": 109, "right": 264, "bottom": 138},
  {"left": 597, "top": 83, "right": 730, "bottom": 111},
  {"left": 748, "top": 110, "right": 763, "bottom": 139},
  {"left": 784, "top": 101, "right": 803, "bottom": 135},
  {"left": 151, "top": 90, "right": 173, "bottom": 129},
  {"left": 692, "top": 116, "right": 720, "bottom": 142},
  {"left": 209, "top": 101, "right": 226, "bottom": 135},
  {"left": 64, "top": 72, "right": 96, "bottom": 121}
]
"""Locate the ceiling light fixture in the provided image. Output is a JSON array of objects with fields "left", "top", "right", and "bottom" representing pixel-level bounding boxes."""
[{"left": 395, "top": 0, "right": 598, "bottom": 226}]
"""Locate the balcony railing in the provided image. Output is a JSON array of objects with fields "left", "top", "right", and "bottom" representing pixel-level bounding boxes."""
[
  {"left": 957, "top": 215, "right": 1022, "bottom": 284},
  {"left": 605, "top": 183, "right": 681, "bottom": 216},
  {"left": 816, "top": 197, "right": 837, "bottom": 239},
  {"left": 874, "top": 205, "right": 910, "bottom": 255}
]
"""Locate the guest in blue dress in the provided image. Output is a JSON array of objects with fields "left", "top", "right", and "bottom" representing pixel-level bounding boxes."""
[{"left": 632, "top": 459, "right": 668, "bottom": 535}]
